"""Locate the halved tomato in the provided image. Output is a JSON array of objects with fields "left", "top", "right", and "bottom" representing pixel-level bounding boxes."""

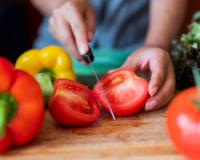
[
  {"left": 48, "top": 79, "right": 101, "bottom": 126},
  {"left": 93, "top": 69, "right": 149, "bottom": 117}
]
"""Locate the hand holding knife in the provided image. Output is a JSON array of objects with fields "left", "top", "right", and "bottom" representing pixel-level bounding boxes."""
[{"left": 48, "top": 0, "right": 115, "bottom": 120}]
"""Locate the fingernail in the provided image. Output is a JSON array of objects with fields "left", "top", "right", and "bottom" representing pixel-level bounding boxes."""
[
  {"left": 145, "top": 100, "right": 158, "bottom": 111},
  {"left": 150, "top": 87, "right": 158, "bottom": 97},
  {"left": 78, "top": 42, "right": 88, "bottom": 56}
]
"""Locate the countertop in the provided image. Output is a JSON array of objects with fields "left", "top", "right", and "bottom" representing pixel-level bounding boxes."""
[{"left": 1, "top": 108, "right": 185, "bottom": 160}]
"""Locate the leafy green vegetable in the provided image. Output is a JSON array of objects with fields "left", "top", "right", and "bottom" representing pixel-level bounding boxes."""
[
  {"left": 171, "top": 11, "right": 200, "bottom": 89},
  {"left": 193, "top": 11, "right": 200, "bottom": 23},
  {"left": 181, "top": 23, "right": 200, "bottom": 49}
]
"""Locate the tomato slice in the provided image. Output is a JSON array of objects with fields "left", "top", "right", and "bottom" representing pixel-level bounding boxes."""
[
  {"left": 93, "top": 69, "right": 149, "bottom": 116},
  {"left": 48, "top": 79, "right": 101, "bottom": 126}
]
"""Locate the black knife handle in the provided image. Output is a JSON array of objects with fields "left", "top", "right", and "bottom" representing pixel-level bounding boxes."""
[{"left": 82, "top": 47, "right": 94, "bottom": 63}]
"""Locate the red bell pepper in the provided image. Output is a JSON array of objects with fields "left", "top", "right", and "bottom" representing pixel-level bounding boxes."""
[{"left": 0, "top": 57, "right": 44, "bottom": 153}]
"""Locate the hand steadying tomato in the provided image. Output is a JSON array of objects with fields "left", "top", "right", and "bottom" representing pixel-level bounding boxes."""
[
  {"left": 167, "top": 87, "right": 200, "bottom": 160},
  {"left": 0, "top": 57, "right": 44, "bottom": 153},
  {"left": 48, "top": 79, "right": 100, "bottom": 126},
  {"left": 93, "top": 69, "right": 149, "bottom": 117}
]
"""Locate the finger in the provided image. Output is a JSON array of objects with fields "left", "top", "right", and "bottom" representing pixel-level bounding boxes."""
[
  {"left": 50, "top": 13, "right": 82, "bottom": 61},
  {"left": 108, "top": 69, "right": 117, "bottom": 74},
  {"left": 121, "top": 55, "right": 139, "bottom": 71},
  {"left": 145, "top": 64, "right": 175, "bottom": 111},
  {"left": 49, "top": 16, "right": 66, "bottom": 46},
  {"left": 63, "top": 24, "right": 82, "bottom": 61},
  {"left": 85, "top": 7, "right": 96, "bottom": 41},
  {"left": 63, "top": 4, "right": 89, "bottom": 55},
  {"left": 49, "top": 17, "right": 55, "bottom": 35},
  {"left": 148, "top": 56, "right": 168, "bottom": 96}
]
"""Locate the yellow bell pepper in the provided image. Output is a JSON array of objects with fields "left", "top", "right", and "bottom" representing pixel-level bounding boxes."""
[
  {"left": 15, "top": 46, "right": 76, "bottom": 103},
  {"left": 15, "top": 46, "right": 76, "bottom": 81}
]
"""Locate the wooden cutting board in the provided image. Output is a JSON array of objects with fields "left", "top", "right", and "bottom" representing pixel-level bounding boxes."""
[{"left": 0, "top": 108, "right": 185, "bottom": 160}]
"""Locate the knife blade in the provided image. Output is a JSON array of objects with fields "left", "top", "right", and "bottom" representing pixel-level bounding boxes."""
[{"left": 81, "top": 47, "right": 116, "bottom": 120}]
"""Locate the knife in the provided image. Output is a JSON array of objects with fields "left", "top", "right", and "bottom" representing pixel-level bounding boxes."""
[{"left": 81, "top": 47, "right": 116, "bottom": 120}]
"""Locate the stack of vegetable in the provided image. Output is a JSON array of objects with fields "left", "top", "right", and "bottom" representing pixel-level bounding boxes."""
[
  {"left": 171, "top": 11, "right": 200, "bottom": 89},
  {"left": 0, "top": 45, "right": 150, "bottom": 153},
  {"left": 1, "top": 11, "right": 200, "bottom": 156},
  {"left": 0, "top": 46, "right": 78, "bottom": 153}
]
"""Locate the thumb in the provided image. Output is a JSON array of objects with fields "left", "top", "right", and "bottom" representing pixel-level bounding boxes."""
[{"left": 121, "top": 55, "right": 138, "bottom": 71}]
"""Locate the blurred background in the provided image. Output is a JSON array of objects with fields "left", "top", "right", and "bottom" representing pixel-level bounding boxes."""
[{"left": 0, "top": 1, "right": 200, "bottom": 63}]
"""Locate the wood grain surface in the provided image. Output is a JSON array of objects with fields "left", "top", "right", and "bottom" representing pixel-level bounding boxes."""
[{"left": 0, "top": 108, "right": 185, "bottom": 160}]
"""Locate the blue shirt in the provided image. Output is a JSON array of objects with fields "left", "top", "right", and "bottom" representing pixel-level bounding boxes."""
[
  {"left": 90, "top": 0, "right": 149, "bottom": 51},
  {"left": 34, "top": 0, "right": 149, "bottom": 51}
]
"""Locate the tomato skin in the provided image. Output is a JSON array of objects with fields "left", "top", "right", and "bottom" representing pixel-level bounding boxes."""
[
  {"left": 49, "top": 79, "right": 101, "bottom": 126},
  {"left": 93, "top": 69, "right": 149, "bottom": 117},
  {"left": 167, "top": 87, "right": 200, "bottom": 160},
  {"left": 0, "top": 57, "right": 44, "bottom": 152}
]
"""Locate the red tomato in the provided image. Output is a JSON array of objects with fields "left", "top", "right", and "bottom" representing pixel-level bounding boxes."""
[
  {"left": 93, "top": 68, "right": 149, "bottom": 117},
  {"left": 48, "top": 79, "right": 101, "bottom": 126},
  {"left": 167, "top": 87, "right": 200, "bottom": 160}
]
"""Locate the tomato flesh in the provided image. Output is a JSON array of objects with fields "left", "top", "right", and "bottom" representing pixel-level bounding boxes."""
[
  {"left": 167, "top": 87, "right": 200, "bottom": 160},
  {"left": 49, "top": 79, "right": 100, "bottom": 126},
  {"left": 93, "top": 69, "right": 149, "bottom": 116}
]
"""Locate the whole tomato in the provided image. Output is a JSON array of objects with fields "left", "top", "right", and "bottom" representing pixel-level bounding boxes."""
[{"left": 167, "top": 87, "right": 200, "bottom": 160}]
